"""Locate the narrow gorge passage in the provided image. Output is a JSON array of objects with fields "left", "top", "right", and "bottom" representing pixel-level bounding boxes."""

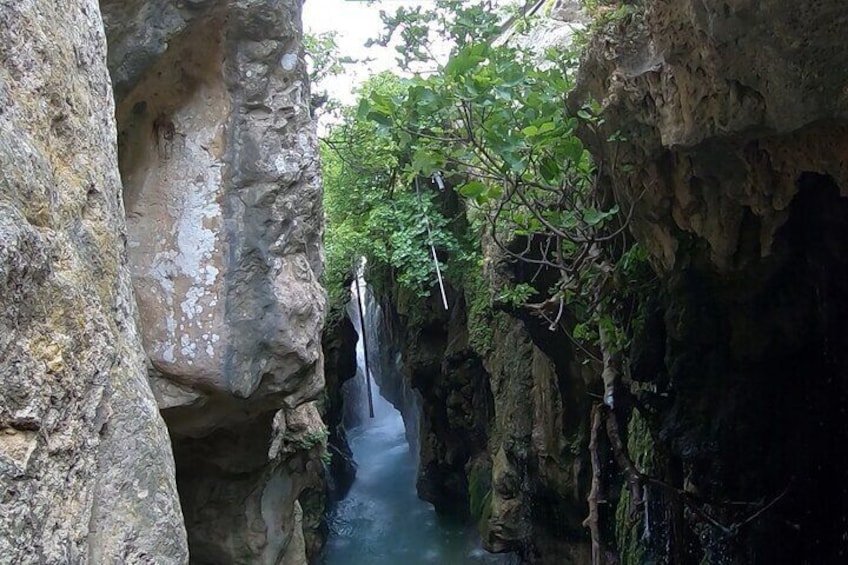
[
  {"left": 321, "top": 286, "right": 512, "bottom": 565},
  {"left": 322, "top": 384, "right": 501, "bottom": 564}
]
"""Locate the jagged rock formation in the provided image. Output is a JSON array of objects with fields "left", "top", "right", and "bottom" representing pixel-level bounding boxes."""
[
  {"left": 571, "top": 1, "right": 848, "bottom": 562},
  {"left": 399, "top": 292, "right": 493, "bottom": 516},
  {"left": 2, "top": 0, "right": 325, "bottom": 562},
  {"left": 478, "top": 305, "right": 592, "bottom": 563},
  {"left": 173, "top": 400, "right": 325, "bottom": 564},
  {"left": 99, "top": 0, "right": 326, "bottom": 563},
  {"left": 576, "top": 0, "right": 848, "bottom": 273},
  {"left": 0, "top": 1, "right": 187, "bottom": 562}
]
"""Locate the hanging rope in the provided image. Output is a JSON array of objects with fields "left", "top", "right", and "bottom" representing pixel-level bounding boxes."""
[
  {"left": 353, "top": 272, "right": 375, "bottom": 419},
  {"left": 415, "top": 177, "right": 449, "bottom": 311}
]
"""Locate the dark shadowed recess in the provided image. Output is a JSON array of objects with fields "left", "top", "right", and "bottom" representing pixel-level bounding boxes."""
[{"left": 656, "top": 172, "right": 848, "bottom": 563}]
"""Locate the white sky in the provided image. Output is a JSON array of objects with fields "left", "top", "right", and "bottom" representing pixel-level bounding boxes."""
[{"left": 303, "top": 0, "right": 428, "bottom": 104}]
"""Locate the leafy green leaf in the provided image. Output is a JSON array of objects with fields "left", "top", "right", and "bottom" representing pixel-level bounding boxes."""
[{"left": 459, "top": 180, "right": 487, "bottom": 198}]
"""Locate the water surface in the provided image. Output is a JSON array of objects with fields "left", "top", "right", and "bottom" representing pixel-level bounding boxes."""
[{"left": 321, "top": 389, "right": 511, "bottom": 565}]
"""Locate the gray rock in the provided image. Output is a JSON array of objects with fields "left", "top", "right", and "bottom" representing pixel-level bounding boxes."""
[
  {"left": 102, "top": 1, "right": 326, "bottom": 562},
  {"left": 574, "top": 0, "right": 848, "bottom": 270},
  {"left": 0, "top": 0, "right": 187, "bottom": 562},
  {"left": 173, "top": 402, "right": 325, "bottom": 565},
  {"left": 105, "top": 0, "right": 324, "bottom": 438}
]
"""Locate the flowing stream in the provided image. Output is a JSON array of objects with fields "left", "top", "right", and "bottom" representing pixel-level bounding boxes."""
[
  {"left": 321, "top": 385, "right": 511, "bottom": 565},
  {"left": 321, "top": 281, "right": 513, "bottom": 565}
]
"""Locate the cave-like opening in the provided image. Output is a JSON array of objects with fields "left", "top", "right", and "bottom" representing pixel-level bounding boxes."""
[{"left": 755, "top": 172, "right": 848, "bottom": 562}]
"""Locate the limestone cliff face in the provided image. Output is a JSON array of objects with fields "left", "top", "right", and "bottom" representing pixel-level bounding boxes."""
[
  {"left": 462, "top": 1, "right": 848, "bottom": 561},
  {"left": 0, "top": 1, "right": 187, "bottom": 562},
  {"left": 575, "top": 0, "right": 848, "bottom": 272},
  {"left": 572, "top": 1, "right": 848, "bottom": 562},
  {"left": 101, "top": 0, "right": 324, "bottom": 434},
  {"left": 479, "top": 312, "right": 592, "bottom": 563},
  {"left": 99, "top": 0, "right": 326, "bottom": 563}
]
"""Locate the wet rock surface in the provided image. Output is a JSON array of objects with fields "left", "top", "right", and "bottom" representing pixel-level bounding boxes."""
[
  {"left": 321, "top": 315, "right": 358, "bottom": 499},
  {"left": 572, "top": 0, "right": 848, "bottom": 562}
]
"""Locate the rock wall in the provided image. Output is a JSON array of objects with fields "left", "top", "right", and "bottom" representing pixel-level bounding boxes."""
[
  {"left": 101, "top": 0, "right": 324, "bottom": 435},
  {"left": 99, "top": 0, "right": 326, "bottom": 563},
  {"left": 479, "top": 311, "right": 593, "bottom": 563},
  {"left": 363, "top": 198, "right": 591, "bottom": 563},
  {"left": 0, "top": 1, "right": 187, "bottom": 562},
  {"left": 571, "top": 0, "right": 848, "bottom": 562},
  {"left": 321, "top": 314, "right": 358, "bottom": 501},
  {"left": 574, "top": 0, "right": 848, "bottom": 272},
  {"left": 406, "top": 291, "right": 494, "bottom": 517}
]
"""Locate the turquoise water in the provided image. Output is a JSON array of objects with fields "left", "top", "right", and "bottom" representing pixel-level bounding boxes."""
[{"left": 321, "top": 389, "right": 512, "bottom": 565}]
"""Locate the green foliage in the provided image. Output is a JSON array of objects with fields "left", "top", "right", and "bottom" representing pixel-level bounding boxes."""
[
  {"left": 303, "top": 31, "right": 361, "bottom": 118},
  {"left": 581, "top": 0, "right": 639, "bottom": 25},
  {"left": 367, "top": 0, "right": 509, "bottom": 71},
  {"left": 304, "top": 31, "right": 351, "bottom": 86},
  {"left": 615, "top": 484, "right": 646, "bottom": 565},
  {"left": 496, "top": 282, "right": 537, "bottom": 307},
  {"left": 356, "top": 1, "right": 635, "bottom": 353},
  {"left": 324, "top": 0, "right": 651, "bottom": 361},
  {"left": 465, "top": 265, "right": 495, "bottom": 355},
  {"left": 293, "top": 427, "right": 332, "bottom": 466},
  {"left": 298, "top": 428, "right": 330, "bottom": 450},
  {"left": 573, "top": 1, "right": 642, "bottom": 51},
  {"left": 322, "top": 73, "right": 477, "bottom": 316}
]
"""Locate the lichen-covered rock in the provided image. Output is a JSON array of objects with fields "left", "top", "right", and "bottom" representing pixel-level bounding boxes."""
[
  {"left": 99, "top": 1, "right": 325, "bottom": 562},
  {"left": 0, "top": 1, "right": 187, "bottom": 562}
]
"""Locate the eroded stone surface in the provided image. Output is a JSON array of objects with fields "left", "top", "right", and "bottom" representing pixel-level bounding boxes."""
[
  {"left": 103, "top": 0, "right": 324, "bottom": 436},
  {"left": 0, "top": 0, "right": 187, "bottom": 561},
  {"left": 100, "top": 1, "right": 326, "bottom": 562},
  {"left": 571, "top": 2, "right": 848, "bottom": 562},
  {"left": 574, "top": 0, "right": 848, "bottom": 270},
  {"left": 173, "top": 402, "right": 325, "bottom": 565}
]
